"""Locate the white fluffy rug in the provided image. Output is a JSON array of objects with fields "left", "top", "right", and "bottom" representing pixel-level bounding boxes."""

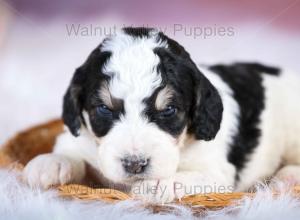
[{"left": 1, "top": 169, "right": 300, "bottom": 220}]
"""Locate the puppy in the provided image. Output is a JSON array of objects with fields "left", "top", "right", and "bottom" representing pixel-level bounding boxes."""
[{"left": 23, "top": 27, "right": 300, "bottom": 203}]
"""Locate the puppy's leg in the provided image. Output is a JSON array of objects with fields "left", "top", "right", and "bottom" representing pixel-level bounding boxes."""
[
  {"left": 131, "top": 171, "right": 234, "bottom": 203},
  {"left": 274, "top": 165, "right": 300, "bottom": 185},
  {"left": 23, "top": 131, "right": 91, "bottom": 189},
  {"left": 23, "top": 153, "right": 85, "bottom": 189}
]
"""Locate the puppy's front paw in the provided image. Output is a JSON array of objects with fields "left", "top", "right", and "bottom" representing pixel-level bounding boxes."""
[
  {"left": 275, "top": 165, "right": 300, "bottom": 185},
  {"left": 23, "top": 154, "right": 80, "bottom": 189},
  {"left": 131, "top": 179, "right": 179, "bottom": 203}
]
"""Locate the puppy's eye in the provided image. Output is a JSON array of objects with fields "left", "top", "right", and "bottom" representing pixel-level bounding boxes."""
[
  {"left": 159, "top": 105, "right": 177, "bottom": 118},
  {"left": 96, "top": 104, "right": 112, "bottom": 117}
]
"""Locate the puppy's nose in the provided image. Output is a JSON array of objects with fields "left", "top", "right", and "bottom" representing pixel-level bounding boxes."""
[{"left": 121, "top": 155, "right": 149, "bottom": 174}]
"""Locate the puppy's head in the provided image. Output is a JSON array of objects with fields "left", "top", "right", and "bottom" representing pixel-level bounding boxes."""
[{"left": 62, "top": 27, "right": 223, "bottom": 184}]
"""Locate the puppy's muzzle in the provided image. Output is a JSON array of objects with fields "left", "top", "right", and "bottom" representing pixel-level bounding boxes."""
[{"left": 121, "top": 155, "right": 149, "bottom": 174}]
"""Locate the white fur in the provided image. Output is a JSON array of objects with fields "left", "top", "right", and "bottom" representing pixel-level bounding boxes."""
[
  {"left": 102, "top": 30, "right": 166, "bottom": 100},
  {"left": 276, "top": 165, "right": 300, "bottom": 184}
]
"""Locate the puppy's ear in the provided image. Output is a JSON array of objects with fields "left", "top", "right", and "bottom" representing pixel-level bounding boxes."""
[
  {"left": 62, "top": 46, "right": 111, "bottom": 136},
  {"left": 189, "top": 74, "right": 223, "bottom": 141},
  {"left": 62, "top": 67, "right": 86, "bottom": 137}
]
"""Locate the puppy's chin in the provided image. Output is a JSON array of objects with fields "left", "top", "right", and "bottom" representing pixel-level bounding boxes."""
[
  {"left": 96, "top": 166, "right": 170, "bottom": 185},
  {"left": 121, "top": 174, "right": 149, "bottom": 184},
  {"left": 95, "top": 171, "right": 143, "bottom": 185}
]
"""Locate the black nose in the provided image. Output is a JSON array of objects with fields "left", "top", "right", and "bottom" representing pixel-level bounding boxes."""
[{"left": 121, "top": 155, "right": 149, "bottom": 174}]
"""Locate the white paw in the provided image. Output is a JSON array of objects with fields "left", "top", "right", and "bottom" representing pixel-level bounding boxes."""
[
  {"left": 131, "top": 178, "right": 183, "bottom": 204},
  {"left": 23, "top": 154, "right": 80, "bottom": 189},
  {"left": 275, "top": 165, "right": 300, "bottom": 185}
]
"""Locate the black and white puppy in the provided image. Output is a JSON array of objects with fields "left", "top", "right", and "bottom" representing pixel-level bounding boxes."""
[{"left": 23, "top": 27, "right": 300, "bottom": 203}]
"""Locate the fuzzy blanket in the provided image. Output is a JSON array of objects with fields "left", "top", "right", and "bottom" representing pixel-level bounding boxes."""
[{"left": 1, "top": 169, "right": 300, "bottom": 220}]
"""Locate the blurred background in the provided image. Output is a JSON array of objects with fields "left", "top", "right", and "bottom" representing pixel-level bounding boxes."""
[{"left": 0, "top": 0, "right": 299, "bottom": 144}]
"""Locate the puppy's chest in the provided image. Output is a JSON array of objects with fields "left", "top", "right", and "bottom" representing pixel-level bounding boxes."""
[{"left": 177, "top": 140, "right": 224, "bottom": 171}]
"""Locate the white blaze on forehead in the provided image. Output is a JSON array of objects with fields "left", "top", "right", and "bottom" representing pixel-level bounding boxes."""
[{"left": 101, "top": 30, "right": 167, "bottom": 121}]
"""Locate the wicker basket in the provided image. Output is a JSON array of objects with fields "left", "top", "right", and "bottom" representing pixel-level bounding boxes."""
[{"left": 1, "top": 119, "right": 300, "bottom": 213}]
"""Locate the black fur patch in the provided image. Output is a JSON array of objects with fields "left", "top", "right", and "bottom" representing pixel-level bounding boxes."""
[
  {"left": 209, "top": 62, "right": 280, "bottom": 179},
  {"left": 142, "top": 46, "right": 194, "bottom": 137},
  {"left": 143, "top": 66, "right": 193, "bottom": 137},
  {"left": 62, "top": 46, "right": 119, "bottom": 137},
  {"left": 155, "top": 33, "right": 223, "bottom": 140},
  {"left": 82, "top": 49, "right": 125, "bottom": 137},
  {"left": 141, "top": 35, "right": 223, "bottom": 140},
  {"left": 123, "top": 27, "right": 154, "bottom": 38},
  {"left": 124, "top": 27, "right": 222, "bottom": 140}
]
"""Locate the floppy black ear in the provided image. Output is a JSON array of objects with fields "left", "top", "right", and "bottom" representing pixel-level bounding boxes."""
[
  {"left": 62, "top": 46, "right": 111, "bottom": 136},
  {"left": 190, "top": 74, "right": 223, "bottom": 141},
  {"left": 62, "top": 67, "right": 85, "bottom": 137}
]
